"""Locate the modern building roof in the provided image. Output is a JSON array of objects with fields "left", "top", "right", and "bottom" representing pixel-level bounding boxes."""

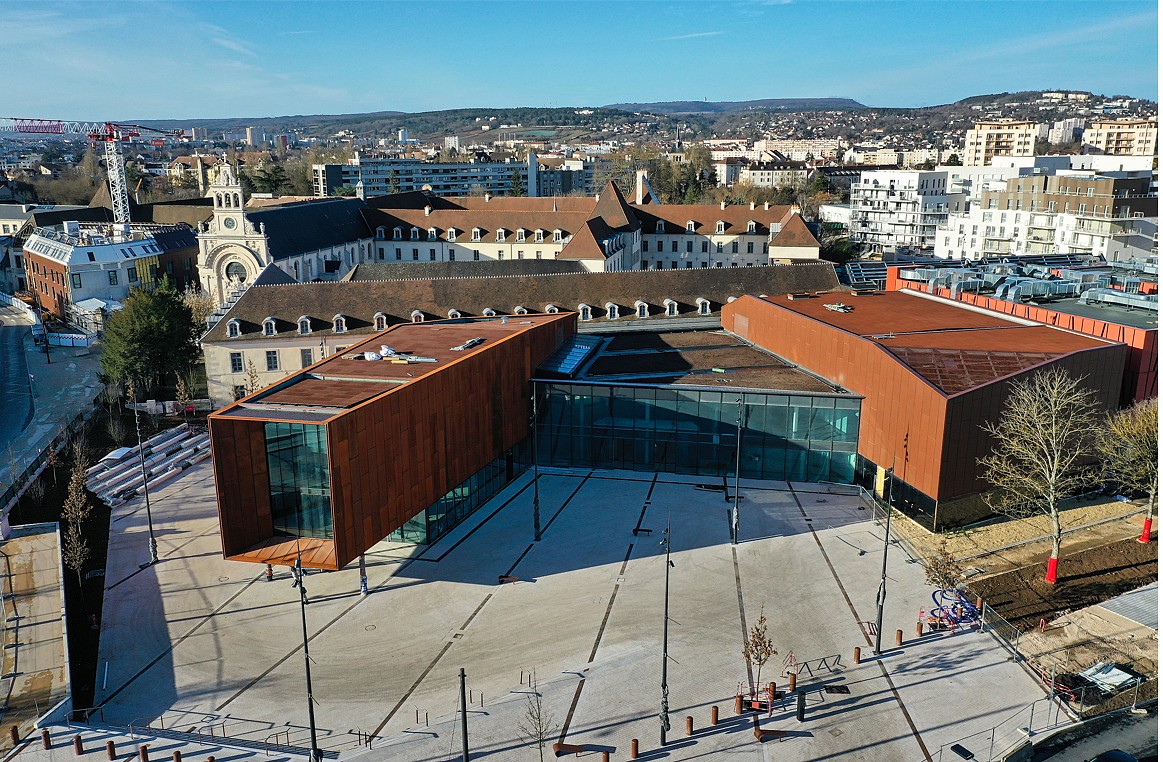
[
  {"left": 227, "top": 314, "right": 571, "bottom": 419},
  {"left": 757, "top": 290, "right": 1118, "bottom": 396},
  {"left": 201, "top": 261, "right": 842, "bottom": 343}
]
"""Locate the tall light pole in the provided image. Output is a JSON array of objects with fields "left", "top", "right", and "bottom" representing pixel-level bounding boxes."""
[
  {"left": 659, "top": 516, "right": 673, "bottom": 746},
  {"left": 874, "top": 462, "right": 894, "bottom": 655},
  {"left": 291, "top": 557, "right": 324, "bottom": 762},
  {"left": 530, "top": 381, "right": 542, "bottom": 542},
  {"left": 731, "top": 396, "right": 743, "bottom": 545},
  {"left": 128, "top": 381, "right": 158, "bottom": 567}
]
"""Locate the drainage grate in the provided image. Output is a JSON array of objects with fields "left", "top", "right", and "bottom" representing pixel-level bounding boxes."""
[{"left": 823, "top": 685, "right": 851, "bottom": 694}]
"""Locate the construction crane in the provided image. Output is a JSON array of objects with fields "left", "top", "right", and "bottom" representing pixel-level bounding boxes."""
[{"left": 2, "top": 118, "right": 185, "bottom": 224}]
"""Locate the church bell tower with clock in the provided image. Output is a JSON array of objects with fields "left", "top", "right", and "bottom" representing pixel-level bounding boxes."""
[{"left": 196, "top": 164, "right": 271, "bottom": 306}]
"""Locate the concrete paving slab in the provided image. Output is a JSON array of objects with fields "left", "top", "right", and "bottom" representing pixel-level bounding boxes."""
[{"left": 85, "top": 463, "right": 1054, "bottom": 761}]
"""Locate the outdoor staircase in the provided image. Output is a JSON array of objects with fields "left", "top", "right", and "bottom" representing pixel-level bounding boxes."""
[{"left": 85, "top": 424, "right": 211, "bottom": 506}]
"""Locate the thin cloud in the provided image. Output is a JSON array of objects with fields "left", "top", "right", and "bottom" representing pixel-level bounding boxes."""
[
  {"left": 657, "top": 31, "right": 724, "bottom": 42},
  {"left": 211, "top": 36, "right": 258, "bottom": 57},
  {"left": 279, "top": 30, "right": 311, "bottom": 36}
]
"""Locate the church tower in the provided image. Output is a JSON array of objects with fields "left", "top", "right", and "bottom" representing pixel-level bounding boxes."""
[{"left": 196, "top": 165, "right": 270, "bottom": 306}]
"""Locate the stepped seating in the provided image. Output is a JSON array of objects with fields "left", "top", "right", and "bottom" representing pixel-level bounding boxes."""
[{"left": 85, "top": 425, "right": 211, "bottom": 506}]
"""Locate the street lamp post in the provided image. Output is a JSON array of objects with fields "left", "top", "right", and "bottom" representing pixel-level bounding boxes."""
[
  {"left": 291, "top": 558, "right": 324, "bottom": 762},
  {"left": 659, "top": 516, "right": 673, "bottom": 746},
  {"left": 874, "top": 464, "right": 894, "bottom": 655},
  {"left": 530, "top": 382, "right": 542, "bottom": 542},
  {"left": 128, "top": 381, "right": 158, "bottom": 566}
]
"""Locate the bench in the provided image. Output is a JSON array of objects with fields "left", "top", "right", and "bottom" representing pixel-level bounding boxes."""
[
  {"left": 753, "top": 717, "right": 787, "bottom": 743},
  {"left": 632, "top": 528, "right": 653, "bottom": 536},
  {"left": 497, "top": 575, "right": 520, "bottom": 584},
  {"left": 551, "top": 741, "right": 587, "bottom": 756}
]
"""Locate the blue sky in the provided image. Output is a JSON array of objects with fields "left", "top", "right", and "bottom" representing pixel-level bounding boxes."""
[{"left": 5, "top": 0, "right": 1157, "bottom": 121}]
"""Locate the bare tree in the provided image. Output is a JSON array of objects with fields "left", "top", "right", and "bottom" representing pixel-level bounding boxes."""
[
  {"left": 181, "top": 285, "right": 216, "bottom": 333},
  {"left": 62, "top": 521, "right": 91, "bottom": 595},
  {"left": 244, "top": 360, "right": 261, "bottom": 395},
  {"left": 742, "top": 606, "right": 777, "bottom": 696},
  {"left": 60, "top": 450, "right": 92, "bottom": 598},
  {"left": 175, "top": 374, "right": 192, "bottom": 423},
  {"left": 1096, "top": 398, "right": 1158, "bottom": 543},
  {"left": 979, "top": 367, "right": 1100, "bottom": 584},
  {"left": 105, "top": 413, "right": 128, "bottom": 447},
  {"left": 922, "top": 537, "right": 964, "bottom": 591},
  {"left": 516, "top": 671, "right": 559, "bottom": 762},
  {"left": 22, "top": 477, "right": 47, "bottom": 513}
]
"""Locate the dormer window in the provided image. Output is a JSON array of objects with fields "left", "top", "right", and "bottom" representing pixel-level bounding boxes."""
[
  {"left": 578, "top": 304, "right": 592, "bottom": 321},
  {"left": 534, "top": 229, "right": 545, "bottom": 243},
  {"left": 410, "top": 227, "right": 420, "bottom": 241},
  {"left": 664, "top": 298, "right": 678, "bottom": 317},
  {"left": 696, "top": 297, "right": 711, "bottom": 316},
  {"left": 656, "top": 220, "right": 665, "bottom": 233},
  {"left": 297, "top": 316, "right": 311, "bottom": 335},
  {"left": 482, "top": 308, "right": 497, "bottom": 317},
  {"left": 496, "top": 228, "right": 506, "bottom": 242},
  {"left": 747, "top": 221, "right": 757, "bottom": 233},
  {"left": 332, "top": 314, "right": 347, "bottom": 333},
  {"left": 447, "top": 228, "right": 458, "bottom": 242},
  {"left": 552, "top": 229, "right": 563, "bottom": 242},
  {"left": 715, "top": 220, "right": 726, "bottom": 234},
  {"left": 634, "top": 300, "right": 648, "bottom": 319},
  {"left": 544, "top": 304, "right": 559, "bottom": 314},
  {"left": 262, "top": 317, "right": 276, "bottom": 336},
  {"left": 393, "top": 227, "right": 402, "bottom": 240},
  {"left": 516, "top": 229, "right": 526, "bottom": 243},
  {"left": 428, "top": 227, "right": 437, "bottom": 241},
  {"left": 226, "top": 319, "right": 240, "bottom": 338},
  {"left": 448, "top": 309, "right": 462, "bottom": 319},
  {"left": 605, "top": 302, "right": 620, "bottom": 320},
  {"left": 686, "top": 220, "right": 696, "bottom": 233},
  {"left": 410, "top": 310, "right": 424, "bottom": 324},
  {"left": 376, "top": 226, "right": 386, "bottom": 240},
  {"left": 471, "top": 228, "right": 482, "bottom": 242},
  {"left": 514, "top": 306, "right": 528, "bottom": 315},
  {"left": 374, "top": 312, "right": 387, "bottom": 331}
]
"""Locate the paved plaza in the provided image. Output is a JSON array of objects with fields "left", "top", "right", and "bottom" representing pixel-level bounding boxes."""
[{"left": 77, "top": 462, "right": 1051, "bottom": 762}]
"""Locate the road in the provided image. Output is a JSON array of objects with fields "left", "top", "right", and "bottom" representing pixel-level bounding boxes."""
[
  {"left": 0, "top": 309, "right": 33, "bottom": 459},
  {"left": 1037, "top": 706, "right": 1158, "bottom": 762}
]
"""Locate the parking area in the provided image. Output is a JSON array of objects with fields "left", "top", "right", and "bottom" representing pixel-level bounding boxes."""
[{"left": 90, "top": 462, "right": 1048, "bottom": 761}]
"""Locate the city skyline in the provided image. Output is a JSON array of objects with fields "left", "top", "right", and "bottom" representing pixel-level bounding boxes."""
[{"left": 3, "top": 0, "right": 1157, "bottom": 122}]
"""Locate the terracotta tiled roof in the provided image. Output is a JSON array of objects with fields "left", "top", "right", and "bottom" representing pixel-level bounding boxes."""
[
  {"left": 770, "top": 213, "right": 820, "bottom": 248},
  {"left": 632, "top": 203, "right": 797, "bottom": 235}
]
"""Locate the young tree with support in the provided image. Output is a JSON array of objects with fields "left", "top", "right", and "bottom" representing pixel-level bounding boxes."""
[
  {"left": 978, "top": 367, "right": 1100, "bottom": 585},
  {"left": 1096, "top": 398, "right": 1158, "bottom": 543}
]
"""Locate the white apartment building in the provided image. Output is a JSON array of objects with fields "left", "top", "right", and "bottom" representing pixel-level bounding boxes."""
[
  {"left": 848, "top": 170, "right": 951, "bottom": 256},
  {"left": 313, "top": 153, "right": 539, "bottom": 197},
  {"left": 1082, "top": 119, "right": 1158, "bottom": 156},
  {"left": 754, "top": 138, "right": 842, "bottom": 161},
  {"left": 736, "top": 161, "right": 810, "bottom": 189},
  {"left": 962, "top": 120, "right": 1039, "bottom": 165}
]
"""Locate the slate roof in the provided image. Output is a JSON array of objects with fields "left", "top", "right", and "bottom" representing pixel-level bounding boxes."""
[
  {"left": 246, "top": 198, "right": 372, "bottom": 261},
  {"left": 342, "top": 260, "right": 587, "bottom": 281},
  {"left": 202, "top": 261, "right": 842, "bottom": 343}
]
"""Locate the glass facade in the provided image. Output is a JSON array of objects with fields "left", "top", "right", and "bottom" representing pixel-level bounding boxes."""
[
  {"left": 536, "top": 382, "right": 860, "bottom": 483},
  {"left": 265, "top": 422, "right": 334, "bottom": 539},
  {"left": 389, "top": 445, "right": 527, "bottom": 545}
]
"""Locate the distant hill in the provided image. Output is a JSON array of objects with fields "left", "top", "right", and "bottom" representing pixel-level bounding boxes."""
[{"left": 605, "top": 98, "right": 866, "bottom": 114}]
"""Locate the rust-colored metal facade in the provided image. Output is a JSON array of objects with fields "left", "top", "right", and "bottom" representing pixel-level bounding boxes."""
[
  {"left": 722, "top": 292, "right": 1127, "bottom": 507},
  {"left": 208, "top": 314, "right": 574, "bottom": 570}
]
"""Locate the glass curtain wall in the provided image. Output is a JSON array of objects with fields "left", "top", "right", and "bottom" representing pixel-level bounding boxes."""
[
  {"left": 537, "top": 382, "right": 860, "bottom": 483},
  {"left": 265, "top": 422, "right": 334, "bottom": 538}
]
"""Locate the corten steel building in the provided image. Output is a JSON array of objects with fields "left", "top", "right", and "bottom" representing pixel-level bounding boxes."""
[
  {"left": 722, "top": 289, "right": 1127, "bottom": 528},
  {"left": 208, "top": 313, "right": 573, "bottom": 570}
]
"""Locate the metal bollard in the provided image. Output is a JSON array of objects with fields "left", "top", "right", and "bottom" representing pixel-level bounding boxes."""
[
  {"left": 630, "top": 738, "right": 639, "bottom": 759},
  {"left": 796, "top": 691, "right": 806, "bottom": 722},
  {"left": 685, "top": 716, "right": 693, "bottom": 736},
  {"left": 9, "top": 726, "right": 18, "bottom": 746},
  {"left": 916, "top": 621, "right": 923, "bottom": 637},
  {"left": 602, "top": 753, "right": 609, "bottom": 762},
  {"left": 735, "top": 695, "right": 744, "bottom": 714},
  {"left": 106, "top": 741, "right": 117, "bottom": 761},
  {"left": 207, "top": 757, "right": 215, "bottom": 762},
  {"left": 853, "top": 646, "right": 861, "bottom": 664},
  {"left": 41, "top": 729, "right": 51, "bottom": 750},
  {"left": 710, "top": 705, "right": 719, "bottom": 726},
  {"left": 788, "top": 672, "right": 797, "bottom": 692},
  {"left": 768, "top": 682, "right": 776, "bottom": 706},
  {"left": 976, "top": 595, "right": 983, "bottom": 612},
  {"left": 895, "top": 629, "right": 903, "bottom": 647},
  {"left": 173, "top": 751, "right": 181, "bottom": 762},
  {"left": 139, "top": 745, "right": 149, "bottom": 762},
  {"left": 73, "top": 735, "right": 84, "bottom": 756}
]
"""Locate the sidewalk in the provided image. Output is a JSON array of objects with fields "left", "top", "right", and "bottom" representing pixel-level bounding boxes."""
[{"left": 7, "top": 332, "right": 104, "bottom": 479}]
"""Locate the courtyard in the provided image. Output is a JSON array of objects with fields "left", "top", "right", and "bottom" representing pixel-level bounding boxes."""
[{"left": 88, "top": 462, "right": 1052, "bottom": 761}]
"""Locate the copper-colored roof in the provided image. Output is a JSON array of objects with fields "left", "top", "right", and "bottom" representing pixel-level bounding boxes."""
[{"left": 766, "top": 291, "right": 1019, "bottom": 337}]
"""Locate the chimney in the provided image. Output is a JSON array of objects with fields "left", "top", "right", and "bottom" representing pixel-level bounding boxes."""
[
  {"left": 484, "top": 192, "right": 491, "bottom": 202},
  {"left": 764, "top": 201, "right": 770, "bottom": 210},
  {"left": 720, "top": 200, "right": 727, "bottom": 210},
  {"left": 424, "top": 205, "right": 431, "bottom": 217},
  {"left": 750, "top": 201, "right": 756, "bottom": 210},
  {"left": 635, "top": 169, "right": 647, "bottom": 204}
]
